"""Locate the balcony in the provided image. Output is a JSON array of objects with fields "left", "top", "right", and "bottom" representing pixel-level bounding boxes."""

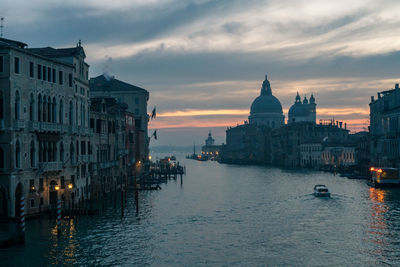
[
  {"left": 28, "top": 121, "right": 40, "bottom": 131},
  {"left": 61, "top": 124, "right": 69, "bottom": 133},
  {"left": 39, "top": 161, "right": 62, "bottom": 172},
  {"left": 79, "top": 155, "right": 90, "bottom": 163},
  {"left": 14, "top": 120, "right": 25, "bottom": 131},
  {"left": 69, "top": 125, "right": 78, "bottom": 135},
  {"left": 40, "top": 122, "right": 61, "bottom": 132}
]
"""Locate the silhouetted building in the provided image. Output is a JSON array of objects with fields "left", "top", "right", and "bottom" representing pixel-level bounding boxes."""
[{"left": 369, "top": 83, "right": 400, "bottom": 170}]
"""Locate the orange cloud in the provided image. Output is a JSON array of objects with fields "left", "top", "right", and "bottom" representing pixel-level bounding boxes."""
[{"left": 150, "top": 107, "right": 370, "bottom": 132}]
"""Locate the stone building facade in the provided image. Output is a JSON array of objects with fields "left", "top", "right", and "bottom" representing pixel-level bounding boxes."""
[
  {"left": 369, "top": 84, "right": 400, "bottom": 170},
  {"left": 89, "top": 97, "right": 127, "bottom": 200},
  {"left": 89, "top": 75, "right": 149, "bottom": 162},
  {"left": 0, "top": 38, "right": 91, "bottom": 218}
]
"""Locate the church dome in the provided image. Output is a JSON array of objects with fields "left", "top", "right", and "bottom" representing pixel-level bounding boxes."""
[
  {"left": 288, "top": 103, "right": 308, "bottom": 118},
  {"left": 250, "top": 75, "right": 283, "bottom": 114}
]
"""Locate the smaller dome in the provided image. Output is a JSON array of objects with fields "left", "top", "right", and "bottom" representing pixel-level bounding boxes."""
[{"left": 289, "top": 103, "right": 309, "bottom": 118}]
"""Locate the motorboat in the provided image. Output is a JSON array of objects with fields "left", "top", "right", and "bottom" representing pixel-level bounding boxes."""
[{"left": 313, "top": 185, "right": 331, "bottom": 197}]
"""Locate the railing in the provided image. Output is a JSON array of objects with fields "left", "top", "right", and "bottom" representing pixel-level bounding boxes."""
[
  {"left": 39, "top": 161, "right": 63, "bottom": 172},
  {"left": 14, "top": 120, "right": 25, "bottom": 130},
  {"left": 28, "top": 121, "right": 40, "bottom": 131},
  {"left": 69, "top": 125, "right": 79, "bottom": 134},
  {"left": 79, "top": 155, "right": 90, "bottom": 163},
  {"left": 40, "top": 122, "right": 61, "bottom": 132}
]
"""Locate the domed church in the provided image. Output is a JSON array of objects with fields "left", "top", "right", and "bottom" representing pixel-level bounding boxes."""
[
  {"left": 249, "top": 75, "right": 284, "bottom": 128},
  {"left": 288, "top": 92, "right": 316, "bottom": 123}
]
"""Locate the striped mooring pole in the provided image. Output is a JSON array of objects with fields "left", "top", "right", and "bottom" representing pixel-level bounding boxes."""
[
  {"left": 20, "top": 196, "right": 25, "bottom": 242},
  {"left": 57, "top": 199, "right": 61, "bottom": 236}
]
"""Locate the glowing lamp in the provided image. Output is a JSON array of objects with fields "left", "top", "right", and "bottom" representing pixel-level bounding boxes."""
[
  {"left": 54, "top": 185, "right": 60, "bottom": 191},
  {"left": 31, "top": 186, "right": 35, "bottom": 191},
  {"left": 68, "top": 184, "right": 73, "bottom": 189},
  {"left": 149, "top": 155, "right": 152, "bottom": 160},
  {"left": 370, "top": 167, "right": 375, "bottom": 171}
]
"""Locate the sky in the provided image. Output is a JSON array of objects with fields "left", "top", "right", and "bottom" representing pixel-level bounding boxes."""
[{"left": 2, "top": 0, "right": 400, "bottom": 146}]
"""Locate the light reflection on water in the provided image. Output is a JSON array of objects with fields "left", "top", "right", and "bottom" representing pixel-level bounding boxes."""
[{"left": 1, "top": 155, "right": 400, "bottom": 266}]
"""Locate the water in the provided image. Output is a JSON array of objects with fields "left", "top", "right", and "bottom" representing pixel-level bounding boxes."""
[{"left": 2, "top": 155, "right": 400, "bottom": 266}]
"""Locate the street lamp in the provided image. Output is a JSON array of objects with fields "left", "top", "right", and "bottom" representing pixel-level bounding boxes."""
[
  {"left": 68, "top": 183, "right": 73, "bottom": 189},
  {"left": 55, "top": 185, "right": 60, "bottom": 191}
]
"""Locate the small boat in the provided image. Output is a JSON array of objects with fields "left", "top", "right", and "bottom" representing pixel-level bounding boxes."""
[{"left": 314, "top": 185, "right": 331, "bottom": 197}]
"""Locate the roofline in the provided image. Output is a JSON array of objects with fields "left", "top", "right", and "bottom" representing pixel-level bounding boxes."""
[{"left": 0, "top": 43, "right": 74, "bottom": 68}]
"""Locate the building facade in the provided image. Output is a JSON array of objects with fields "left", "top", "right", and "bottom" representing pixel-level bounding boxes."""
[
  {"left": 370, "top": 84, "right": 400, "bottom": 170},
  {"left": 90, "top": 75, "right": 149, "bottom": 162},
  {"left": 0, "top": 38, "right": 91, "bottom": 218}
]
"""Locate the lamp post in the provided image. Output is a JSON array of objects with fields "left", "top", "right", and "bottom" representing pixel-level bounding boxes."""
[{"left": 54, "top": 185, "right": 61, "bottom": 236}]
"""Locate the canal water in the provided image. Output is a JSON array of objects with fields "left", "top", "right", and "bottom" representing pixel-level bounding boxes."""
[{"left": 2, "top": 154, "right": 400, "bottom": 266}]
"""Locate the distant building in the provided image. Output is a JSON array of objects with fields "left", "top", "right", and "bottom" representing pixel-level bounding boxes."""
[
  {"left": 288, "top": 92, "right": 316, "bottom": 124},
  {"left": 270, "top": 121, "right": 350, "bottom": 168},
  {"left": 201, "top": 131, "right": 221, "bottom": 160},
  {"left": 248, "top": 75, "right": 284, "bottom": 128},
  {"left": 89, "top": 74, "right": 149, "bottom": 162},
  {"left": 89, "top": 97, "right": 128, "bottom": 199},
  {"left": 369, "top": 83, "right": 400, "bottom": 170}
]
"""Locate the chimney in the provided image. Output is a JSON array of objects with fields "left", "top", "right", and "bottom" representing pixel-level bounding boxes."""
[
  {"left": 345, "top": 123, "right": 347, "bottom": 129},
  {"left": 371, "top": 96, "right": 374, "bottom": 102},
  {"left": 396, "top": 83, "right": 399, "bottom": 90},
  {"left": 378, "top": 92, "right": 381, "bottom": 99},
  {"left": 339, "top": 122, "right": 343, "bottom": 128}
]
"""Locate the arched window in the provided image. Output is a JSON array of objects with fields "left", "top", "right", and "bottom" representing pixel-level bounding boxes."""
[
  {"left": 75, "top": 100, "right": 78, "bottom": 126},
  {"left": 53, "top": 142, "right": 57, "bottom": 162},
  {"left": 15, "top": 91, "right": 20, "bottom": 120},
  {"left": 47, "top": 96, "right": 51, "bottom": 122},
  {"left": 29, "top": 94, "right": 35, "bottom": 121},
  {"left": 43, "top": 96, "right": 47, "bottom": 122},
  {"left": 60, "top": 142, "right": 64, "bottom": 163},
  {"left": 0, "top": 147, "right": 4, "bottom": 169},
  {"left": 38, "top": 141, "right": 42, "bottom": 163},
  {"left": 52, "top": 97, "right": 57, "bottom": 123},
  {"left": 30, "top": 140, "right": 35, "bottom": 167},
  {"left": 59, "top": 100, "right": 63, "bottom": 124},
  {"left": 69, "top": 101, "right": 73, "bottom": 125},
  {"left": 38, "top": 94, "right": 42, "bottom": 122},
  {"left": 70, "top": 142, "right": 74, "bottom": 165},
  {"left": 15, "top": 140, "right": 20, "bottom": 168}
]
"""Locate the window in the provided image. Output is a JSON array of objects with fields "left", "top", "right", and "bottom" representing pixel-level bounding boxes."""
[
  {"left": 37, "top": 64, "right": 42, "bottom": 79},
  {"left": 42, "top": 66, "right": 46, "bottom": 80},
  {"left": 47, "top": 67, "right": 51, "bottom": 82},
  {"left": 30, "top": 141, "right": 36, "bottom": 167},
  {"left": 52, "top": 69, "right": 56, "bottom": 83},
  {"left": 61, "top": 176, "right": 65, "bottom": 189},
  {"left": 68, "top": 73, "right": 72, "bottom": 87},
  {"left": 14, "top": 57, "right": 20, "bottom": 74},
  {"left": 90, "top": 118, "right": 94, "bottom": 129},
  {"left": 59, "top": 70, "right": 63, "bottom": 85},
  {"left": 29, "top": 179, "right": 34, "bottom": 191},
  {"left": 0, "top": 56, "right": 3, "bottom": 72},
  {"left": 15, "top": 140, "right": 21, "bottom": 168},
  {"left": 30, "top": 199, "right": 35, "bottom": 208},
  {"left": 29, "top": 62, "right": 34, "bottom": 77},
  {"left": 15, "top": 91, "right": 20, "bottom": 120},
  {"left": 135, "top": 97, "right": 139, "bottom": 105},
  {"left": 0, "top": 147, "right": 4, "bottom": 168}
]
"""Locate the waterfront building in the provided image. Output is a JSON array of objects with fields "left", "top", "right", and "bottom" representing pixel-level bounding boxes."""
[
  {"left": 300, "top": 142, "right": 322, "bottom": 168},
  {"left": 270, "top": 120, "right": 350, "bottom": 168},
  {"left": 89, "top": 75, "right": 149, "bottom": 162},
  {"left": 89, "top": 97, "right": 128, "bottom": 200},
  {"left": 288, "top": 92, "right": 316, "bottom": 123},
  {"left": 201, "top": 131, "right": 221, "bottom": 160},
  {"left": 321, "top": 144, "right": 357, "bottom": 169},
  {"left": 248, "top": 75, "right": 284, "bottom": 128},
  {"left": 369, "top": 84, "right": 400, "bottom": 170},
  {"left": 0, "top": 38, "right": 91, "bottom": 218}
]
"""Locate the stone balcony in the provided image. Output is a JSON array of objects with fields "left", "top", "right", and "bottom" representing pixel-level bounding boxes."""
[
  {"left": 69, "top": 125, "right": 79, "bottom": 135},
  {"left": 14, "top": 120, "right": 25, "bottom": 131},
  {"left": 79, "top": 155, "right": 90, "bottom": 163},
  {"left": 39, "top": 161, "right": 63, "bottom": 172},
  {"left": 40, "top": 122, "right": 61, "bottom": 132}
]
